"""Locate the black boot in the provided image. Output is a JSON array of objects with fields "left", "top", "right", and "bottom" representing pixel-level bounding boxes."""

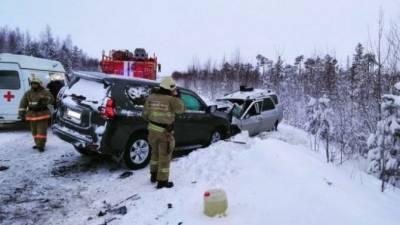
[
  {"left": 32, "top": 146, "right": 37, "bottom": 149},
  {"left": 37, "top": 147, "right": 45, "bottom": 152},
  {"left": 150, "top": 173, "right": 157, "bottom": 183},
  {"left": 156, "top": 181, "right": 174, "bottom": 189}
]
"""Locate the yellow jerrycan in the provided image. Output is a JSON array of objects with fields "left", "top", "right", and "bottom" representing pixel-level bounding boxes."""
[{"left": 203, "top": 189, "right": 228, "bottom": 217}]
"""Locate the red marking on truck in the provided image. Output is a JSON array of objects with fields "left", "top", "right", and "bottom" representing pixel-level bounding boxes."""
[
  {"left": 3, "top": 91, "right": 15, "bottom": 102},
  {"left": 100, "top": 49, "right": 159, "bottom": 80}
]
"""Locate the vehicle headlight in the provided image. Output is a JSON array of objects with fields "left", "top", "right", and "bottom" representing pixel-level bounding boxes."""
[{"left": 49, "top": 72, "right": 65, "bottom": 81}]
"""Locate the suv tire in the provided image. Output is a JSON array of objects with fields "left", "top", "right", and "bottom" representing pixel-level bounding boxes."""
[
  {"left": 208, "top": 130, "right": 222, "bottom": 146},
  {"left": 124, "top": 133, "right": 151, "bottom": 170}
]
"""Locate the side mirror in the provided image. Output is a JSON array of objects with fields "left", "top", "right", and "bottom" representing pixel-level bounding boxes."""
[
  {"left": 206, "top": 105, "right": 217, "bottom": 113},
  {"left": 158, "top": 64, "right": 162, "bottom": 72}
]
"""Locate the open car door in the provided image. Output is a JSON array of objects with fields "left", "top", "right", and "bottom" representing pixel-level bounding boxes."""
[{"left": 238, "top": 101, "right": 262, "bottom": 136}]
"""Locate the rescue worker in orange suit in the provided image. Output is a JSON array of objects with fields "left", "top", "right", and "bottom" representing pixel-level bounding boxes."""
[
  {"left": 19, "top": 75, "right": 54, "bottom": 152},
  {"left": 143, "top": 77, "right": 185, "bottom": 189}
]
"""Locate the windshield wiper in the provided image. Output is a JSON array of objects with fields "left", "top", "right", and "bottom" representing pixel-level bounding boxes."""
[
  {"left": 70, "top": 93, "right": 86, "bottom": 101},
  {"left": 68, "top": 94, "right": 99, "bottom": 104}
]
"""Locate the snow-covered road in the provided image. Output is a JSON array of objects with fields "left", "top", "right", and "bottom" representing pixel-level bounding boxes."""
[{"left": 1, "top": 124, "right": 400, "bottom": 225}]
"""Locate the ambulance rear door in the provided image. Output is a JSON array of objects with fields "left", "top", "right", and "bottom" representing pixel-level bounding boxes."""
[{"left": 0, "top": 63, "right": 25, "bottom": 122}]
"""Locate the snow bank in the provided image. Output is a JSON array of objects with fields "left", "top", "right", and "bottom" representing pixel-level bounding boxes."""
[
  {"left": 1, "top": 124, "right": 400, "bottom": 225},
  {"left": 117, "top": 124, "right": 400, "bottom": 225}
]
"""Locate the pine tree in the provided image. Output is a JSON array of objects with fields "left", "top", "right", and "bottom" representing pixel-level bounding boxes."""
[
  {"left": 306, "top": 97, "right": 320, "bottom": 151},
  {"left": 7, "top": 29, "right": 18, "bottom": 53},
  {"left": 14, "top": 27, "right": 25, "bottom": 54},
  {"left": 71, "top": 46, "right": 83, "bottom": 69},
  {"left": 0, "top": 27, "right": 6, "bottom": 52},
  {"left": 58, "top": 41, "right": 73, "bottom": 72},
  {"left": 271, "top": 56, "right": 284, "bottom": 91},
  {"left": 368, "top": 83, "right": 400, "bottom": 190},
  {"left": 318, "top": 96, "right": 333, "bottom": 162},
  {"left": 40, "top": 25, "right": 58, "bottom": 59},
  {"left": 305, "top": 96, "right": 333, "bottom": 161},
  {"left": 350, "top": 43, "right": 365, "bottom": 104},
  {"left": 324, "top": 55, "right": 338, "bottom": 96}
]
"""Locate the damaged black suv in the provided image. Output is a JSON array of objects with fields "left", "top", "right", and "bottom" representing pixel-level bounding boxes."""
[{"left": 52, "top": 71, "right": 231, "bottom": 169}]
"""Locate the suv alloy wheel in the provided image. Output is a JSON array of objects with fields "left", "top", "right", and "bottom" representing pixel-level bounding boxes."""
[{"left": 124, "top": 133, "right": 151, "bottom": 170}]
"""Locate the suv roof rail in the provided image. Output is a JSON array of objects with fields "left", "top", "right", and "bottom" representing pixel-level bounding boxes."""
[{"left": 219, "top": 88, "right": 277, "bottom": 101}]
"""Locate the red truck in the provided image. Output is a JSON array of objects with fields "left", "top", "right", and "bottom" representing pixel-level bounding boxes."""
[{"left": 100, "top": 48, "right": 160, "bottom": 80}]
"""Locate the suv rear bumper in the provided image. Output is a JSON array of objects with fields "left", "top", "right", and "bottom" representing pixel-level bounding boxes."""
[{"left": 52, "top": 124, "right": 95, "bottom": 149}]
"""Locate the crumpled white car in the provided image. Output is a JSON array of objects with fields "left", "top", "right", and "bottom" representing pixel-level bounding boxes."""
[{"left": 216, "top": 87, "right": 283, "bottom": 136}]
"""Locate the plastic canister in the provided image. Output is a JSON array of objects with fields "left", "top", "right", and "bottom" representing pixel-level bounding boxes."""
[{"left": 203, "top": 189, "right": 228, "bottom": 217}]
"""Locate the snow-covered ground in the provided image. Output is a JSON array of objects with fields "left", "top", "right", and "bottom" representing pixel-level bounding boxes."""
[{"left": 1, "top": 124, "right": 400, "bottom": 225}]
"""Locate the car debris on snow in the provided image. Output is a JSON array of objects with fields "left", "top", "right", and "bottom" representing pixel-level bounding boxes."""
[
  {"left": 97, "top": 194, "right": 140, "bottom": 219},
  {"left": 324, "top": 178, "right": 333, "bottom": 186},
  {"left": 114, "top": 194, "right": 141, "bottom": 206},
  {"left": 98, "top": 206, "right": 127, "bottom": 217},
  {"left": 223, "top": 139, "right": 247, "bottom": 145},
  {"left": 100, "top": 217, "right": 118, "bottom": 225},
  {"left": 118, "top": 171, "right": 133, "bottom": 179},
  {"left": 0, "top": 165, "right": 9, "bottom": 171}
]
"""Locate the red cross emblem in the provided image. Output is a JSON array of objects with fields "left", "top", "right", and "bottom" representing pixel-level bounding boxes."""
[{"left": 3, "top": 91, "right": 15, "bottom": 102}]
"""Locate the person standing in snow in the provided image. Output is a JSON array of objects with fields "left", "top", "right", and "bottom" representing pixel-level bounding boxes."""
[
  {"left": 143, "top": 77, "right": 185, "bottom": 189},
  {"left": 46, "top": 79, "right": 64, "bottom": 108},
  {"left": 18, "top": 75, "right": 54, "bottom": 152}
]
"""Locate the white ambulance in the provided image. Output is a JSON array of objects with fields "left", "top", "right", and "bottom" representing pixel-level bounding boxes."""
[{"left": 0, "top": 53, "right": 66, "bottom": 123}]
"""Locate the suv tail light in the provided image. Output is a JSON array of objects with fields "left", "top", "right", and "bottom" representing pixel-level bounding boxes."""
[{"left": 101, "top": 98, "right": 117, "bottom": 119}]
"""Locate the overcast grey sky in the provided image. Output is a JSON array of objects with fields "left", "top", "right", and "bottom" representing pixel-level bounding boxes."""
[{"left": 1, "top": 0, "right": 399, "bottom": 75}]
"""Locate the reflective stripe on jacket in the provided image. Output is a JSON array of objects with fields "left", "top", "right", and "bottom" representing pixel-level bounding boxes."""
[
  {"left": 148, "top": 122, "right": 167, "bottom": 132},
  {"left": 25, "top": 114, "right": 51, "bottom": 121}
]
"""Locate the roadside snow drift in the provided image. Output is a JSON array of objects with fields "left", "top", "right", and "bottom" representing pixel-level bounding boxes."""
[{"left": 1, "top": 124, "right": 400, "bottom": 225}]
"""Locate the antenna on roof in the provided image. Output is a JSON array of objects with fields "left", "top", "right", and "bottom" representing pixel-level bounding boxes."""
[{"left": 240, "top": 85, "right": 254, "bottom": 92}]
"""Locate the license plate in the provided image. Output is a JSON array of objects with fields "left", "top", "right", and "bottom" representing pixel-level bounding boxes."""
[{"left": 66, "top": 109, "right": 81, "bottom": 120}]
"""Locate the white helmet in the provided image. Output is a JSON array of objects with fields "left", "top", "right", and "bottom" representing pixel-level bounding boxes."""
[
  {"left": 30, "top": 74, "right": 42, "bottom": 85},
  {"left": 160, "top": 77, "right": 177, "bottom": 91}
]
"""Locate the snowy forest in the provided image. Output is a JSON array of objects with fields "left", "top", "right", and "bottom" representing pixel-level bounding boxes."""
[
  {"left": 173, "top": 15, "right": 400, "bottom": 189},
  {"left": 0, "top": 26, "right": 99, "bottom": 72}
]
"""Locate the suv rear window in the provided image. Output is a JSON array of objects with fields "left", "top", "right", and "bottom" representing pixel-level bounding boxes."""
[
  {"left": 262, "top": 98, "right": 275, "bottom": 111},
  {"left": 64, "top": 78, "right": 108, "bottom": 106},
  {"left": 0, "top": 70, "right": 20, "bottom": 89}
]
